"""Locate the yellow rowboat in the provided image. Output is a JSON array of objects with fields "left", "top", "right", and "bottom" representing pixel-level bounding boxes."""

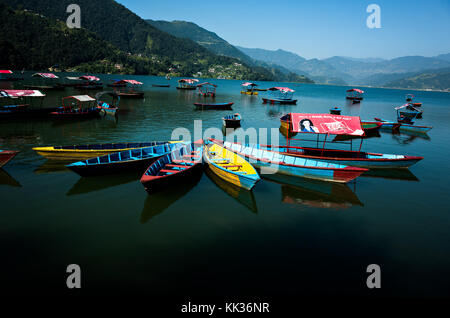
[
  {"left": 204, "top": 141, "right": 260, "bottom": 190},
  {"left": 240, "top": 91, "right": 258, "bottom": 95},
  {"left": 33, "top": 141, "right": 172, "bottom": 160}
]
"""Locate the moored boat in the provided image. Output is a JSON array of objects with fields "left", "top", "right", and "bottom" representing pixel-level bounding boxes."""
[
  {"left": 33, "top": 141, "right": 170, "bottom": 160},
  {"left": 222, "top": 113, "right": 241, "bottom": 127},
  {"left": 213, "top": 139, "right": 367, "bottom": 183},
  {"left": 112, "top": 79, "right": 144, "bottom": 98},
  {"left": 277, "top": 113, "right": 423, "bottom": 169},
  {"left": 262, "top": 87, "right": 297, "bottom": 105},
  {"left": 0, "top": 89, "right": 53, "bottom": 119},
  {"left": 374, "top": 117, "right": 432, "bottom": 134},
  {"left": 197, "top": 82, "right": 217, "bottom": 97},
  {"left": 361, "top": 121, "right": 382, "bottom": 134},
  {"left": 194, "top": 102, "right": 233, "bottom": 110},
  {"left": 95, "top": 91, "right": 119, "bottom": 117},
  {"left": 49, "top": 95, "right": 101, "bottom": 119},
  {"left": 330, "top": 107, "right": 341, "bottom": 115},
  {"left": 152, "top": 84, "right": 170, "bottom": 87},
  {"left": 346, "top": 88, "right": 364, "bottom": 100},
  {"left": 241, "top": 82, "right": 258, "bottom": 95},
  {"left": 177, "top": 78, "right": 199, "bottom": 90},
  {"left": 0, "top": 70, "right": 23, "bottom": 81},
  {"left": 0, "top": 150, "right": 19, "bottom": 168},
  {"left": 140, "top": 141, "right": 203, "bottom": 193},
  {"left": 66, "top": 142, "right": 184, "bottom": 177},
  {"left": 396, "top": 103, "right": 423, "bottom": 119},
  {"left": 204, "top": 141, "right": 260, "bottom": 190}
]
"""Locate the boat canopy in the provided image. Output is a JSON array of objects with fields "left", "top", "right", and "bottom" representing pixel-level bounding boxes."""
[
  {"left": 0, "top": 90, "right": 45, "bottom": 98},
  {"left": 287, "top": 113, "right": 364, "bottom": 136},
  {"left": 32, "top": 73, "right": 59, "bottom": 79},
  {"left": 395, "top": 103, "right": 420, "bottom": 112},
  {"left": 268, "top": 87, "right": 295, "bottom": 93},
  {"left": 66, "top": 76, "right": 81, "bottom": 81},
  {"left": 79, "top": 75, "right": 100, "bottom": 81},
  {"left": 113, "top": 79, "right": 143, "bottom": 85},
  {"left": 346, "top": 88, "right": 364, "bottom": 94},
  {"left": 197, "top": 82, "right": 217, "bottom": 87},
  {"left": 0, "top": 70, "right": 13, "bottom": 74},
  {"left": 178, "top": 79, "right": 199, "bottom": 84},
  {"left": 242, "top": 82, "right": 258, "bottom": 87},
  {"left": 69, "top": 95, "right": 96, "bottom": 102}
]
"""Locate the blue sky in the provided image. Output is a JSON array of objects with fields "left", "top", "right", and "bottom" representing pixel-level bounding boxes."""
[{"left": 117, "top": 0, "right": 450, "bottom": 60}]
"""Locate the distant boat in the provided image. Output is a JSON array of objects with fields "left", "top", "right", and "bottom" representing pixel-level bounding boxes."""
[
  {"left": 177, "top": 78, "right": 198, "bottom": 90},
  {"left": 49, "top": 95, "right": 101, "bottom": 119},
  {"left": 152, "top": 84, "right": 170, "bottom": 88},
  {"left": 329, "top": 107, "right": 341, "bottom": 115},
  {"left": 262, "top": 87, "right": 297, "bottom": 105},
  {"left": 240, "top": 82, "right": 258, "bottom": 95},
  {"left": 0, "top": 70, "right": 23, "bottom": 81},
  {"left": 95, "top": 91, "right": 119, "bottom": 117},
  {"left": 346, "top": 88, "right": 364, "bottom": 100},
  {"left": 222, "top": 113, "right": 241, "bottom": 127},
  {"left": 194, "top": 102, "right": 233, "bottom": 110},
  {"left": 111, "top": 79, "right": 144, "bottom": 98},
  {"left": 197, "top": 82, "right": 217, "bottom": 97}
]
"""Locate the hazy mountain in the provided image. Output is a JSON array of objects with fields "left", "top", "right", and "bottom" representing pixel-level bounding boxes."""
[
  {"left": 436, "top": 53, "right": 450, "bottom": 62},
  {"left": 146, "top": 20, "right": 313, "bottom": 83},
  {"left": 384, "top": 67, "right": 450, "bottom": 91},
  {"left": 236, "top": 47, "right": 347, "bottom": 84}
]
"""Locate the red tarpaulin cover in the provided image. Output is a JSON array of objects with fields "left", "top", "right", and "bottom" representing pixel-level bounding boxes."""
[
  {"left": 242, "top": 82, "right": 257, "bottom": 87},
  {"left": 0, "top": 90, "right": 45, "bottom": 97},
  {"left": 268, "top": 87, "right": 294, "bottom": 92},
  {"left": 289, "top": 113, "right": 364, "bottom": 136},
  {"left": 79, "top": 75, "right": 100, "bottom": 81},
  {"left": 346, "top": 88, "right": 364, "bottom": 93},
  {"left": 32, "top": 73, "right": 59, "bottom": 79},
  {"left": 114, "top": 79, "right": 143, "bottom": 85},
  {"left": 0, "top": 70, "right": 13, "bottom": 74},
  {"left": 178, "top": 79, "right": 199, "bottom": 84}
]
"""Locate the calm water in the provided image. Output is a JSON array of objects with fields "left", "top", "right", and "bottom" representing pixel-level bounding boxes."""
[{"left": 1, "top": 74, "right": 450, "bottom": 298}]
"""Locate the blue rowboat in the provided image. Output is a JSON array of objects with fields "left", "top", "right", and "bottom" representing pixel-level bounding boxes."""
[
  {"left": 222, "top": 113, "right": 241, "bottom": 127},
  {"left": 140, "top": 141, "right": 203, "bottom": 193},
  {"left": 66, "top": 142, "right": 185, "bottom": 177},
  {"left": 215, "top": 140, "right": 367, "bottom": 183},
  {"left": 374, "top": 118, "right": 432, "bottom": 134},
  {"left": 194, "top": 102, "right": 233, "bottom": 110}
]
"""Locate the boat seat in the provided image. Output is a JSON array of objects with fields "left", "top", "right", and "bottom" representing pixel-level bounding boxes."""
[
  {"left": 183, "top": 155, "right": 200, "bottom": 159},
  {"left": 160, "top": 169, "right": 176, "bottom": 173},
  {"left": 174, "top": 160, "right": 197, "bottom": 164},
  {"left": 166, "top": 164, "right": 189, "bottom": 168},
  {"left": 223, "top": 165, "right": 242, "bottom": 168}
]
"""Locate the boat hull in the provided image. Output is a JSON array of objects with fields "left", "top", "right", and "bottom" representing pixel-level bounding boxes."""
[
  {"left": 262, "top": 98, "right": 297, "bottom": 105},
  {"left": 33, "top": 142, "right": 169, "bottom": 160},
  {"left": 376, "top": 119, "right": 432, "bottom": 134},
  {"left": 194, "top": 102, "right": 233, "bottom": 110},
  {"left": 217, "top": 140, "right": 367, "bottom": 183},
  {"left": 67, "top": 157, "right": 159, "bottom": 177},
  {"left": 240, "top": 91, "right": 258, "bottom": 95},
  {"left": 0, "top": 150, "right": 19, "bottom": 168},
  {"left": 49, "top": 108, "right": 101, "bottom": 119}
]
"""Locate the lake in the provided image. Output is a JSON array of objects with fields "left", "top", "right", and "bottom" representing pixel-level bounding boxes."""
[{"left": 1, "top": 74, "right": 449, "bottom": 298}]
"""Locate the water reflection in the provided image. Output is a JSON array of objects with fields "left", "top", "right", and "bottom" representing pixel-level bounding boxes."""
[
  {"left": 140, "top": 171, "right": 202, "bottom": 223},
  {"left": 382, "top": 131, "right": 431, "bottom": 144},
  {"left": 0, "top": 169, "right": 21, "bottom": 187},
  {"left": 263, "top": 173, "right": 363, "bottom": 209},
  {"left": 67, "top": 171, "right": 142, "bottom": 196},
  {"left": 205, "top": 167, "right": 258, "bottom": 213},
  {"left": 34, "top": 160, "right": 71, "bottom": 174},
  {"left": 362, "top": 169, "right": 419, "bottom": 182}
]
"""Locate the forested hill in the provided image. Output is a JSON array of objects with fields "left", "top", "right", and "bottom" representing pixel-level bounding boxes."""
[{"left": 1, "top": 0, "right": 275, "bottom": 80}]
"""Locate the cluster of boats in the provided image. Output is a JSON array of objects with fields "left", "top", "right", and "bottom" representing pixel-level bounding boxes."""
[{"left": 13, "top": 111, "right": 423, "bottom": 199}]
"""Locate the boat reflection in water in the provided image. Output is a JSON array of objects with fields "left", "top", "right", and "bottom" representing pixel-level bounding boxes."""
[
  {"left": 34, "top": 159, "right": 72, "bottom": 174},
  {"left": 205, "top": 167, "right": 258, "bottom": 214},
  {"left": 263, "top": 173, "right": 363, "bottom": 209},
  {"left": 140, "top": 171, "right": 202, "bottom": 223},
  {"left": 0, "top": 169, "right": 21, "bottom": 187},
  {"left": 222, "top": 125, "right": 242, "bottom": 137},
  {"left": 361, "top": 168, "right": 419, "bottom": 182},
  {"left": 382, "top": 130, "right": 431, "bottom": 145},
  {"left": 67, "top": 171, "right": 142, "bottom": 196}
]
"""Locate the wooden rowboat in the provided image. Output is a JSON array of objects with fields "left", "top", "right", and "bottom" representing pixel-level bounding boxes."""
[
  {"left": 152, "top": 84, "right": 170, "bottom": 88},
  {"left": 215, "top": 140, "right": 367, "bottom": 183},
  {"left": 222, "top": 113, "right": 241, "bottom": 128},
  {"left": 0, "top": 150, "right": 19, "bottom": 168},
  {"left": 361, "top": 121, "right": 382, "bottom": 134},
  {"left": 33, "top": 141, "right": 170, "bottom": 160},
  {"left": 262, "top": 98, "right": 297, "bottom": 105},
  {"left": 140, "top": 141, "right": 203, "bottom": 193},
  {"left": 66, "top": 142, "right": 184, "bottom": 177},
  {"left": 204, "top": 141, "right": 260, "bottom": 190},
  {"left": 374, "top": 118, "right": 432, "bottom": 134},
  {"left": 194, "top": 102, "right": 233, "bottom": 110}
]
